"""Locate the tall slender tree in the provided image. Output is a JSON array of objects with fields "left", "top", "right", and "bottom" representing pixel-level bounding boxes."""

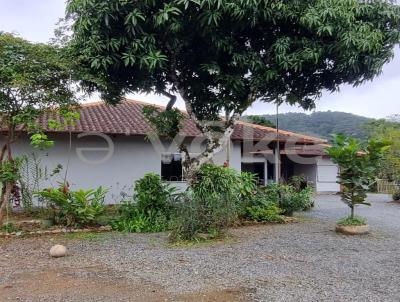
[
  {"left": 65, "top": 0, "right": 400, "bottom": 182},
  {"left": 0, "top": 33, "right": 77, "bottom": 221},
  {"left": 326, "top": 134, "right": 389, "bottom": 219}
]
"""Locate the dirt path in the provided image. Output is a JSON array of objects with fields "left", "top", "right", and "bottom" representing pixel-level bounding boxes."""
[
  {"left": 0, "top": 236, "right": 247, "bottom": 302},
  {"left": 1, "top": 195, "right": 400, "bottom": 302}
]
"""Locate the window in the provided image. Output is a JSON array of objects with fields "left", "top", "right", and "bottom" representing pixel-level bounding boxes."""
[{"left": 161, "top": 153, "right": 183, "bottom": 181}]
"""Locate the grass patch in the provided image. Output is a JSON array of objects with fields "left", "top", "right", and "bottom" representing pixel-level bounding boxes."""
[
  {"left": 337, "top": 216, "right": 367, "bottom": 226},
  {"left": 1, "top": 222, "right": 17, "bottom": 233},
  {"left": 96, "top": 205, "right": 121, "bottom": 226}
]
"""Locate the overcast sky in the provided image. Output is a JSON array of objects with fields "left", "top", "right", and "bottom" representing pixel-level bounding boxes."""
[{"left": 1, "top": 0, "right": 399, "bottom": 119}]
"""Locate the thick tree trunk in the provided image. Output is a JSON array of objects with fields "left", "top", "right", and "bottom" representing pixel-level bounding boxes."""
[
  {"left": 0, "top": 182, "right": 13, "bottom": 223},
  {"left": 174, "top": 86, "right": 254, "bottom": 184},
  {"left": 182, "top": 123, "right": 236, "bottom": 184},
  {"left": 0, "top": 126, "right": 16, "bottom": 224}
]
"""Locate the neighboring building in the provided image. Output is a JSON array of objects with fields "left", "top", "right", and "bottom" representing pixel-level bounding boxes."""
[{"left": 3, "top": 99, "right": 340, "bottom": 202}]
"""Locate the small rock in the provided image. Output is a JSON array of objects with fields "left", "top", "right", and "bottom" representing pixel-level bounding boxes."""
[{"left": 49, "top": 244, "right": 67, "bottom": 258}]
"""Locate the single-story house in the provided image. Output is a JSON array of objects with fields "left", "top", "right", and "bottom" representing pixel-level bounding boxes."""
[{"left": 3, "top": 99, "right": 339, "bottom": 202}]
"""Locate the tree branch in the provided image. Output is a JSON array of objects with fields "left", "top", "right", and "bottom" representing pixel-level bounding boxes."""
[{"left": 160, "top": 90, "right": 177, "bottom": 110}]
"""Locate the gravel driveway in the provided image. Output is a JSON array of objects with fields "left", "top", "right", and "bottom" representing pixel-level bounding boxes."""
[{"left": 1, "top": 194, "right": 399, "bottom": 302}]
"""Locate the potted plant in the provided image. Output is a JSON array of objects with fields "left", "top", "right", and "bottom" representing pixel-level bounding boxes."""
[
  {"left": 393, "top": 190, "right": 400, "bottom": 202},
  {"left": 326, "top": 134, "right": 389, "bottom": 235}
]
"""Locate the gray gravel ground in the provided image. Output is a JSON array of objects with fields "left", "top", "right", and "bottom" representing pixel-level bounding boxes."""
[{"left": 1, "top": 194, "right": 399, "bottom": 302}]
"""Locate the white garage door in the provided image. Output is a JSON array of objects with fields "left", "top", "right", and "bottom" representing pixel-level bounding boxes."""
[{"left": 316, "top": 158, "right": 340, "bottom": 192}]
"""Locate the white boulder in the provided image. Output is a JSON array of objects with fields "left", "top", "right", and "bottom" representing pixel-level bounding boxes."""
[{"left": 49, "top": 244, "right": 67, "bottom": 258}]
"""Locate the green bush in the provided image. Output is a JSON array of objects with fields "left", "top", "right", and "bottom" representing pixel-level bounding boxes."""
[
  {"left": 237, "top": 172, "right": 258, "bottom": 216},
  {"left": 277, "top": 185, "right": 314, "bottom": 216},
  {"left": 192, "top": 164, "right": 241, "bottom": 226},
  {"left": 238, "top": 172, "right": 257, "bottom": 201},
  {"left": 288, "top": 175, "right": 308, "bottom": 192},
  {"left": 244, "top": 188, "right": 284, "bottom": 223},
  {"left": 246, "top": 204, "right": 284, "bottom": 223},
  {"left": 170, "top": 164, "right": 241, "bottom": 241},
  {"left": 112, "top": 209, "right": 168, "bottom": 232},
  {"left": 113, "top": 173, "right": 177, "bottom": 232},
  {"left": 36, "top": 185, "right": 107, "bottom": 227},
  {"left": 1, "top": 222, "right": 16, "bottom": 233},
  {"left": 168, "top": 193, "right": 202, "bottom": 241},
  {"left": 296, "top": 187, "right": 314, "bottom": 211},
  {"left": 254, "top": 184, "right": 313, "bottom": 216},
  {"left": 393, "top": 190, "right": 400, "bottom": 201},
  {"left": 337, "top": 216, "right": 367, "bottom": 226},
  {"left": 134, "top": 173, "right": 175, "bottom": 214}
]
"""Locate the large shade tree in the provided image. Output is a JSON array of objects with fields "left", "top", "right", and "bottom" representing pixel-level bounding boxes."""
[
  {"left": 65, "top": 0, "right": 400, "bottom": 182},
  {"left": 0, "top": 33, "right": 78, "bottom": 221}
]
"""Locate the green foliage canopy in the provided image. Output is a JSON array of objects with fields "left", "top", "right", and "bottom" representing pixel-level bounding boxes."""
[
  {"left": 66, "top": 0, "right": 400, "bottom": 119},
  {"left": 0, "top": 32, "right": 78, "bottom": 147}
]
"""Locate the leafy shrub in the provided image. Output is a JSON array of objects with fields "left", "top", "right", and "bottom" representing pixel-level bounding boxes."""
[
  {"left": 393, "top": 190, "right": 400, "bottom": 201},
  {"left": 36, "top": 185, "right": 107, "bottom": 227},
  {"left": 1, "top": 222, "right": 16, "bottom": 233},
  {"left": 113, "top": 173, "right": 177, "bottom": 232},
  {"left": 94, "top": 205, "right": 120, "bottom": 226},
  {"left": 277, "top": 185, "right": 314, "bottom": 216},
  {"left": 246, "top": 203, "right": 284, "bottom": 223},
  {"left": 296, "top": 187, "right": 314, "bottom": 211},
  {"left": 112, "top": 209, "right": 168, "bottom": 233},
  {"left": 237, "top": 172, "right": 257, "bottom": 215},
  {"left": 170, "top": 164, "right": 241, "bottom": 240},
  {"left": 168, "top": 193, "right": 200, "bottom": 240},
  {"left": 0, "top": 158, "right": 23, "bottom": 183},
  {"left": 19, "top": 154, "right": 63, "bottom": 210},
  {"left": 134, "top": 173, "right": 176, "bottom": 214},
  {"left": 288, "top": 175, "right": 308, "bottom": 192},
  {"left": 337, "top": 216, "right": 367, "bottom": 226},
  {"left": 244, "top": 188, "right": 284, "bottom": 223},
  {"left": 191, "top": 164, "right": 241, "bottom": 226},
  {"left": 238, "top": 172, "right": 257, "bottom": 201},
  {"left": 255, "top": 184, "right": 313, "bottom": 216}
]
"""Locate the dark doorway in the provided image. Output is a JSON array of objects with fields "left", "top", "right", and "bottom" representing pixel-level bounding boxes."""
[
  {"left": 267, "top": 162, "right": 274, "bottom": 181},
  {"left": 281, "top": 155, "right": 295, "bottom": 181},
  {"left": 241, "top": 162, "right": 265, "bottom": 185}
]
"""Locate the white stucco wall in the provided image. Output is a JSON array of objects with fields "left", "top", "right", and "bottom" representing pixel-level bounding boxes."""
[
  {"left": 2, "top": 132, "right": 339, "bottom": 204},
  {"left": 4, "top": 133, "right": 241, "bottom": 203}
]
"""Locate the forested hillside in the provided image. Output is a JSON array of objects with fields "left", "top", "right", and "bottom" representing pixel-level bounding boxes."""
[{"left": 245, "top": 111, "right": 375, "bottom": 140}]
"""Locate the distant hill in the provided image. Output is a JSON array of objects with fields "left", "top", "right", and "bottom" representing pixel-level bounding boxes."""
[{"left": 244, "top": 111, "right": 375, "bottom": 140}]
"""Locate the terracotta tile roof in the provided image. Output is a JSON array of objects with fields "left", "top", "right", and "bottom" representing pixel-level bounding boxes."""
[
  {"left": 234, "top": 121, "right": 326, "bottom": 143},
  {"left": 34, "top": 99, "right": 326, "bottom": 144},
  {"left": 250, "top": 143, "right": 331, "bottom": 156}
]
